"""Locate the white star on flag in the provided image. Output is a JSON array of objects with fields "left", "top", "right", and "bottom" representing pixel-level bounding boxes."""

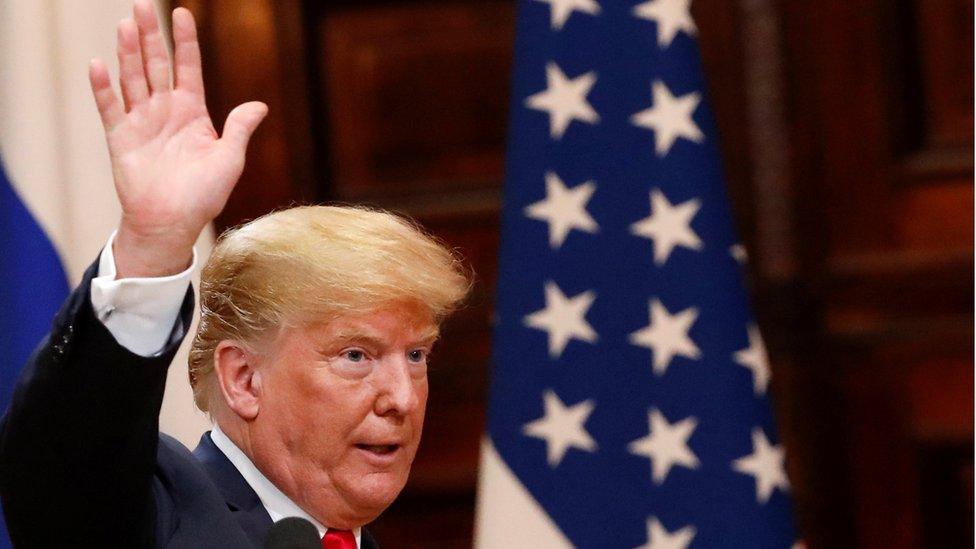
[
  {"left": 734, "top": 324, "right": 771, "bottom": 395},
  {"left": 630, "top": 80, "right": 703, "bottom": 156},
  {"left": 535, "top": 0, "right": 601, "bottom": 30},
  {"left": 524, "top": 281, "right": 598, "bottom": 358},
  {"left": 633, "top": 0, "right": 697, "bottom": 47},
  {"left": 732, "top": 427, "right": 790, "bottom": 503},
  {"left": 522, "top": 389, "right": 597, "bottom": 467},
  {"left": 629, "top": 298, "right": 700, "bottom": 375},
  {"left": 729, "top": 243, "right": 749, "bottom": 264},
  {"left": 637, "top": 517, "right": 696, "bottom": 549},
  {"left": 628, "top": 409, "right": 700, "bottom": 484},
  {"left": 524, "top": 171, "right": 599, "bottom": 248},
  {"left": 630, "top": 189, "right": 702, "bottom": 266},
  {"left": 525, "top": 62, "right": 600, "bottom": 139}
]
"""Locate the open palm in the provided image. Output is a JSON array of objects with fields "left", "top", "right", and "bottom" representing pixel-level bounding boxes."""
[{"left": 89, "top": 0, "right": 266, "bottom": 276}]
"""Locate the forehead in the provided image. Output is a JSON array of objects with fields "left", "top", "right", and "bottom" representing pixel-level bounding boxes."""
[{"left": 298, "top": 305, "right": 439, "bottom": 347}]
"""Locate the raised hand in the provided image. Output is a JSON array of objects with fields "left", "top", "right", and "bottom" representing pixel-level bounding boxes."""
[{"left": 89, "top": 0, "right": 267, "bottom": 277}]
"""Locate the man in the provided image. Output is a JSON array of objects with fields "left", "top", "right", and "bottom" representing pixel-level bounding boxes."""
[{"left": 0, "top": 1, "right": 470, "bottom": 546}]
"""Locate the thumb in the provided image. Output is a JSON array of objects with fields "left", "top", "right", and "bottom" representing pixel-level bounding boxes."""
[{"left": 220, "top": 101, "right": 268, "bottom": 155}]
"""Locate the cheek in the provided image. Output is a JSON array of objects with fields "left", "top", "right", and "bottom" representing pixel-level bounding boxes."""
[
  {"left": 418, "top": 382, "right": 429, "bottom": 414},
  {"left": 302, "top": 387, "right": 371, "bottom": 433},
  {"left": 269, "top": 380, "right": 370, "bottom": 451},
  {"left": 411, "top": 381, "right": 430, "bottom": 437},
  {"left": 264, "top": 373, "right": 320, "bottom": 425}
]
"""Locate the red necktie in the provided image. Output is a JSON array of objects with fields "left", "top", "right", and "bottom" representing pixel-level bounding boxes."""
[{"left": 322, "top": 529, "right": 356, "bottom": 549}]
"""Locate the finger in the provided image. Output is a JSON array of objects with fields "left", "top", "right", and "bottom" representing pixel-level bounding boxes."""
[
  {"left": 134, "top": 0, "right": 171, "bottom": 93},
  {"left": 219, "top": 102, "right": 269, "bottom": 155},
  {"left": 89, "top": 59, "right": 126, "bottom": 131},
  {"left": 116, "top": 18, "right": 149, "bottom": 110},
  {"left": 172, "top": 8, "right": 204, "bottom": 96}
]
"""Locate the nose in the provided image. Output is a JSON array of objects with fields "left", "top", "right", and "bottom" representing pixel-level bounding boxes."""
[{"left": 373, "top": 356, "right": 422, "bottom": 417}]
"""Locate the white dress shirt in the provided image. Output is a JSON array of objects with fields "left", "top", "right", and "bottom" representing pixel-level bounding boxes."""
[
  {"left": 90, "top": 231, "right": 194, "bottom": 357},
  {"left": 89, "top": 233, "right": 361, "bottom": 547}
]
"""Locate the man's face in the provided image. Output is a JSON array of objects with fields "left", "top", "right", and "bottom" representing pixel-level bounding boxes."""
[{"left": 249, "top": 305, "right": 436, "bottom": 528}]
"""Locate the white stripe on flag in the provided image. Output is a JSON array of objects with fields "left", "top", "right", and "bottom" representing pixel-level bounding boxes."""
[{"left": 475, "top": 437, "right": 573, "bottom": 549}]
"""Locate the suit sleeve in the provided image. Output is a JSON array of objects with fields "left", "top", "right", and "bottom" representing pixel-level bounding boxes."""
[{"left": 0, "top": 259, "right": 194, "bottom": 547}]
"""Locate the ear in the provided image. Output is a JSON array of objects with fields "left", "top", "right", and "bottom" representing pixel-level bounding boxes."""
[{"left": 213, "top": 340, "right": 262, "bottom": 421}]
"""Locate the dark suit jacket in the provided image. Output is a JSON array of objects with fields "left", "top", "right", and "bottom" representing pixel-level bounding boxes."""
[{"left": 0, "top": 261, "right": 378, "bottom": 548}]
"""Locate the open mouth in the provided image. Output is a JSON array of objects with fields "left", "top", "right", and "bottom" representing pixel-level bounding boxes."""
[{"left": 355, "top": 444, "right": 399, "bottom": 455}]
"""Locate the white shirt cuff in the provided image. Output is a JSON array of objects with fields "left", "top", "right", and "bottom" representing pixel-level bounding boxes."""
[{"left": 90, "top": 231, "right": 196, "bottom": 357}]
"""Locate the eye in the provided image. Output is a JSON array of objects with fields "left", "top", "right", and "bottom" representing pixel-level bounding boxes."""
[
  {"left": 407, "top": 349, "right": 427, "bottom": 363},
  {"left": 329, "top": 348, "right": 372, "bottom": 379},
  {"left": 344, "top": 349, "right": 365, "bottom": 362}
]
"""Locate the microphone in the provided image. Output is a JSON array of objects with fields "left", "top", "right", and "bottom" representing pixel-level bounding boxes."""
[{"left": 264, "top": 517, "right": 320, "bottom": 549}]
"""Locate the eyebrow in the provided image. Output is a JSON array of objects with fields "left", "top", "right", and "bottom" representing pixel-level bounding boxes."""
[{"left": 331, "top": 328, "right": 440, "bottom": 349}]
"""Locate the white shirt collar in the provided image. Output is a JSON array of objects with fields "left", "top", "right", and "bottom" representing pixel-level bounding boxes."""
[{"left": 210, "top": 424, "right": 362, "bottom": 547}]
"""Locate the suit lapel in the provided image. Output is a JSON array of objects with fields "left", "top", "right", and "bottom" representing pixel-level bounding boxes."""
[
  {"left": 361, "top": 527, "right": 380, "bottom": 549},
  {"left": 193, "top": 432, "right": 274, "bottom": 545}
]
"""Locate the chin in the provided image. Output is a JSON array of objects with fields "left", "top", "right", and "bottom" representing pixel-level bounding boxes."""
[{"left": 345, "top": 470, "right": 410, "bottom": 517}]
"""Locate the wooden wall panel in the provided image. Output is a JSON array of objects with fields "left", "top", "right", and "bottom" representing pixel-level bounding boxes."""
[
  {"left": 783, "top": 0, "right": 974, "bottom": 547},
  {"left": 316, "top": 2, "right": 514, "bottom": 201},
  {"left": 911, "top": 0, "right": 974, "bottom": 148}
]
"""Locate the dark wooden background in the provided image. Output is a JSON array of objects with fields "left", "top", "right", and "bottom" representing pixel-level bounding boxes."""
[{"left": 175, "top": 0, "right": 974, "bottom": 546}]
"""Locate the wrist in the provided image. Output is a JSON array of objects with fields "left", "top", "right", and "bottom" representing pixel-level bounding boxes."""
[{"left": 113, "top": 223, "right": 196, "bottom": 278}]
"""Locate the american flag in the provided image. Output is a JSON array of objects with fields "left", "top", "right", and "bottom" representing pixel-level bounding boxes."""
[{"left": 476, "top": 0, "right": 798, "bottom": 547}]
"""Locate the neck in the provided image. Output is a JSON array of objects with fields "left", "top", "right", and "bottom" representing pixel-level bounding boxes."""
[{"left": 214, "top": 413, "right": 252, "bottom": 460}]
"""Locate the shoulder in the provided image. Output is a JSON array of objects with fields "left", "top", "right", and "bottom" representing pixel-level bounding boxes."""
[
  {"left": 153, "top": 432, "right": 209, "bottom": 521},
  {"left": 158, "top": 432, "right": 194, "bottom": 458},
  {"left": 153, "top": 433, "right": 256, "bottom": 547},
  {"left": 155, "top": 432, "right": 215, "bottom": 492}
]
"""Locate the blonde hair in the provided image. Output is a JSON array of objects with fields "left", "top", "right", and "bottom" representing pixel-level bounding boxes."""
[{"left": 188, "top": 205, "right": 472, "bottom": 413}]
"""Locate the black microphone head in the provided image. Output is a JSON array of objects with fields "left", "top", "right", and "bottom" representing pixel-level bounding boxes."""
[{"left": 264, "top": 517, "right": 320, "bottom": 549}]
